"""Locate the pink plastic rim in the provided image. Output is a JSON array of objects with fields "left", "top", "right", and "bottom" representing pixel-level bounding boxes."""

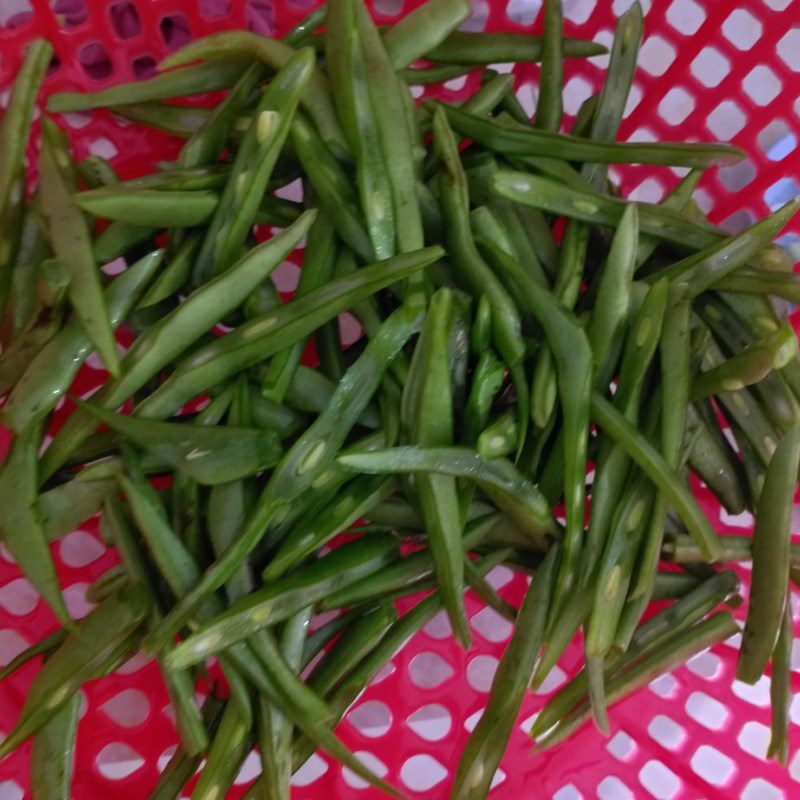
[{"left": 1, "top": 1, "right": 800, "bottom": 799}]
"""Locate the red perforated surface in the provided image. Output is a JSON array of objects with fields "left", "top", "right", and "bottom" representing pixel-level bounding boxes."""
[{"left": 1, "top": 1, "right": 800, "bottom": 799}]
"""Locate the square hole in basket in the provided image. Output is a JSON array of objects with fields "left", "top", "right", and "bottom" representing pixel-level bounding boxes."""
[
  {"left": 764, "top": 178, "right": 799, "bottom": 211},
  {"left": 553, "top": 785, "right": 583, "bottom": 800},
  {"left": 722, "top": 8, "right": 762, "bottom": 50},
  {"left": 51, "top": 0, "right": 88, "bottom": 27},
  {"left": 778, "top": 29, "right": 800, "bottom": 71},
  {"left": 658, "top": 86, "right": 695, "bottom": 126},
  {"left": 685, "top": 690, "right": 729, "bottom": 730},
  {"left": 161, "top": 14, "right": 192, "bottom": 52},
  {"left": 741, "top": 779, "right": 784, "bottom": 800},
  {"left": 597, "top": 776, "right": 635, "bottom": 800},
  {"left": 639, "top": 34, "right": 676, "bottom": 77},
  {"left": 705, "top": 100, "right": 746, "bottom": 140},
  {"left": 563, "top": 0, "right": 594, "bottom": 24},
  {"left": 737, "top": 720, "right": 770, "bottom": 759},
  {"left": 372, "top": 0, "right": 403, "bottom": 17},
  {"left": 563, "top": 75, "right": 593, "bottom": 116},
  {"left": 717, "top": 159, "right": 755, "bottom": 192},
  {"left": 199, "top": 0, "right": 232, "bottom": 16},
  {"left": 607, "top": 731, "right": 636, "bottom": 762},
  {"left": 647, "top": 715, "right": 686, "bottom": 751},
  {"left": 720, "top": 209, "right": 755, "bottom": 234},
  {"left": 247, "top": 0, "right": 275, "bottom": 34},
  {"left": 109, "top": 2, "right": 140, "bottom": 38},
  {"left": 132, "top": 56, "right": 158, "bottom": 80},
  {"left": 506, "top": 0, "right": 540, "bottom": 26},
  {"left": 690, "top": 745, "right": 735, "bottom": 786},
  {"left": 666, "top": 0, "right": 705, "bottom": 35},
  {"left": 758, "top": 119, "right": 797, "bottom": 160},
  {"left": 639, "top": 760, "right": 681, "bottom": 800},
  {"left": 742, "top": 65, "right": 782, "bottom": 106},
  {"left": 1, "top": 0, "right": 33, "bottom": 29},
  {"left": 690, "top": 45, "right": 730, "bottom": 88},
  {"left": 78, "top": 42, "right": 114, "bottom": 81}
]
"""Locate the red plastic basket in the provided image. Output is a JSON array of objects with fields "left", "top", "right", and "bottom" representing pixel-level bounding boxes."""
[{"left": 1, "top": 1, "right": 800, "bottom": 799}]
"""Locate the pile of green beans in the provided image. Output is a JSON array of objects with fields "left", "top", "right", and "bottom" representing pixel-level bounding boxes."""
[{"left": 1, "top": 0, "right": 799, "bottom": 796}]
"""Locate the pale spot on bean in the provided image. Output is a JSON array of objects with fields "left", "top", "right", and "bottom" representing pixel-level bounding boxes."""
[{"left": 257, "top": 110, "right": 279, "bottom": 143}]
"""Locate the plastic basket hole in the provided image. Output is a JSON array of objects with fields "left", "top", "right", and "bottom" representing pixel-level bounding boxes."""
[
  {"left": 639, "top": 760, "right": 681, "bottom": 800},
  {"left": 347, "top": 700, "right": 392, "bottom": 738},
  {"left": 233, "top": 750, "right": 262, "bottom": 785},
  {"left": 647, "top": 714, "right": 686, "bottom": 751},
  {"left": 109, "top": 1, "right": 141, "bottom": 39},
  {"left": 720, "top": 209, "right": 755, "bottom": 234},
  {"left": 467, "top": 654, "right": 499, "bottom": 692},
  {"left": 291, "top": 753, "right": 328, "bottom": 787},
  {"left": 51, "top": 0, "right": 88, "bottom": 28},
  {"left": 763, "top": 0, "right": 793, "bottom": 8},
  {"left": 505, "top": 0, "right": 541, "bottom": 26},
  {"left": 341, "top": 751, "right": 388, "bottom": 790},
  {"left": 161, "top": 14, "right": 192, "bottom": 52},
  {"left": 622, "top": 83, "right": 643, "bottom": 118},
  {"left": 563, "top": 0, "right": 594, "bottom": 25},
  {"left": 157, "top": 746, "right": 177, "bottom": 773},
  {"left": 400, "top": 754, "right": 448, "bottom": 792},
  {"left": 613, "top": 0, "right": 651, "bottom": 13},
  {"left": 789, "top": 750, "right": 800, "bottom": 782},
  {"left": 78, "top": 42, "right": 114, "bottom": 82},
  {"left": 247, "top": 0, "right": 275, "bottom": 35},
  {"left": 199, "top": 0, "right": 232, "bottom": 17},
  {"left": 338, "top": 311, "right": 363, "bottom": 347},
  {"left": 0, "top": 0, "right": 33, "bottom": 30},
  {"left": 741, "top": 779, "right": 784, "bottom": 800},
  {"left": 737, "top": 720, "right": 770, "bottom": 759},
  {"left": 685, "top": 650, "right": 723, "bottom": 680},
  {"left": 534, "top": 664, "right": 567, "bottom": 694},
  {"left": 717, "top": 159, "right": 756, "bottom": 193},
  {"left": 758, "top": 119, "right": 797, "bottom": 161},
  {"left": 686, "top": 690, "right": 730, "bottom": 732},
  {"left": 638, "top": 34, "right": 676, "bottom": 77},
  {"left": 563, "top": 75, "right": 593, "bottom": 116},
  {"left": 0, "top": 629, "right": 30, "bottom": 667},
  {"left": 485, "top": 564, "right": 514, "bottom": 590},
  {"left": 665, "top": 0, "right": 704, "bottom": 36},
  {"left": 657, "top": 86, "right": 695, "bottom": 126},
  {"left": 271, "top": 260, "right": 301, "bottom": 293},
  {"left": 60, "top": 529, "right": 106, "bottom": 568},
  {"left": 132, "top": 55, "right": 158, "bottom": 80},
  {"left": 705, "top": 100, "right": 746, "bottom": 141},
  {"left": 742, "top": 65, "right": 782, "bottom": 107},
  {"left": 764, "top": 178, "right": 799, "bottom": 211},
  {"left": 0, "top": 578, "right": 39, "bottom": 617},
  {"left": 777, "top": 29, "right": 800, "bottom": 72},
  {"left": 649, "top": 672, "right": 679, "bottom": 698},
  {"left": 100, "top": 688, "right": 151, "bottom": 728},
  {"left": 722, "top": 8, "right": 762, "bottom": 51},
  {"left": 690, "top": 45, "right": 731, "bottom": 89},
  {"left": 406, "top": 703, "right": 452, "bottom": 741},
  {"left": 596, "top": 775, "right": 635, "bottom": 800},
  {"left": 423, "top": 609, "right": 453, "bottom": 639},
  {"left": 464, "top": 707, "right": 484, "bottom": 732},
  {"left": 372, "top": 0, "right": 403, "bottom": 18},
  {"left": 552, "top": 785, "right": 584, "bottom": 800},
  {"left": 470, "top": 606, "right": 513, "bottom": 643},
  {"left": 460, "top": 0, "right": 489, "bottom": 33},
  {"left": 606, "top": 730, "right": 636, "bottom": 762},
  {"left": 689, "top": 744, "right": 736, "bottom": 786},
  {"left": 95, "top": 741, "right": 146, "bottom": 780},
  {"left": 0, "top": 782, "right": 24, "bottom": 800},
  {"left": 629, "top": 177, "right": 665, "bottom": 203},
  {"left": 408, "top": 651, "right": 454, "bottom": 688},
  {"left": 515, "top": 82, "right": 537, "bottom": 118}
]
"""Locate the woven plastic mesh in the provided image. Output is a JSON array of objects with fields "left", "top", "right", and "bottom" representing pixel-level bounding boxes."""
[{"left": 1, "top": 0, "right": 800, "bottom": 798}]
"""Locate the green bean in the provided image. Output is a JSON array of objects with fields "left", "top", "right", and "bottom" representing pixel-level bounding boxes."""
[
  {"left": 85, "top": 566, "right": 129, "bottom": 603},
  {"left": 737, "top": 422, "right": 800, "bottom": 684},
  {"left": 0, "top": 424, "right": 70, "bottom": 624},
  {"left": 321, "top": 513, "right": 499, "bottom": 609},
  {"left": 109, "top": 102, "right": 211, "bottom": 137},
  {"left": 768, "top": 598, "right": 793, "bottom": 765},
  {"left": 441, "top": 104, "right": 742, "bottom": 166},
  {"left": 716, "top": 268, "right": 800, "bottom": 304},
  {"left": 531, "top": 569, "right": 740, "bottom": 738},
  {"left": 478, "top": 411, "right": 518, "bottom": 459},
  {"left": 586, "top": 204, "right": 638, "bottom": 371},
  {"left": 452, "top": 546, "right": 557, "bottom": 800},
  {"left": 424, "top": 30, "right": 606, "bottom": 63},
  {"left": 401, "top": 288, "right": 470, "bottom": 645},
  {"left": 284, "top": 4, "right": 327, "bottom": 45},
  {"left": 590, "top": 393, "right": 721, "bottom": 561},
  {"left": 291, "top": 113, "right": 373, "bottom": 260},
  {"left": 194, "top": 49, "right": 315, "bottom": 282},
  {"left": 464, "top": 553, "right": 517, "bottom": 622},
  {"left": 692, "top": 324, "right": 798, "bottom": 399},
  {"left": 48, "top": 61, "right": 250, "bottom": 112},
  {"left": 30, "top": 688, "right": 79, "bottom": 800},
  {"left": 75, "top": 188, "right": 219, "bottom": 228},
  {"left": 535, "top": 0, "right": 564, "bottom": 132},
  {"left": 138, "top": 237, "right": 199, "bottom": 308},
  {"left": 77, "top": 401, "right": 282, "bottom": 485},
  {"left": 308, "top": 604, "right": 397, "bottom": 696},
  {"left": 383, "top": 0, "right": 469, "bottom": 68},
  {"left": 162, "top": 32, "right": 348, "bottom": 157},
  {"left": 38, "top": 118, "right": 120, "bottom": 377},
  {"left": 469, "top": 294, "right": 494, "bottom": 355},
  {"left": 93, "top": 221, "right": 156, "bottom": 264},
  {"left": 3, "top": 249, "right": 164, "bottom": 432},
  {"left": 7, "top": 210, "right": 49, "bottom": 335},
  {"left": 145, "top": 310, "right": 422, "bottom": 649},
  {"left": 165, "top": 535, "right": 399, "bottom": 669},
  {"left": 535, "top": 612, "right": 738, "bottom": 749},
  {"left": 191, "top": 700, "right": 251, "bottom": 800},
  {"left": 265, "top": 475, "right": 396, "bottom": 581},
  {"left": 40, "top": 211, "right": 316, "bottom": 479},
  {"left": 76, "top": 155, "right": 119, "bottom": 190},
  {"left": 340, "top": 446, "right": 556, "bottom": 544},
  {"left": 0, "top": 584, "right": 150, "bottom": 758},
  {"left": 664, "top": 533, "right": 800, "bottom": 567},
  {"left": 651, "top": 198, "right": 800, "bottom": 296},
  {"left": 399, "top": 63, "right": 475, "bottom": 84},
  {"left": 433, "top": 108, "right": 527, "bottom": 443}
]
